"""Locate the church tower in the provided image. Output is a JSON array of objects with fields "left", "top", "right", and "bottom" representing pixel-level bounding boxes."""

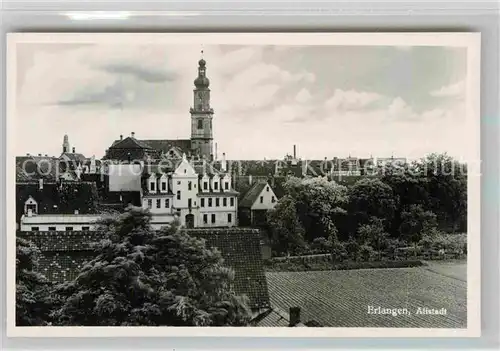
[
  {"left": 62, "top": 134, "right": 70, "bottom": 153},
  {"left": 190, "top": 57, "right": 214, "bottom": 160}
]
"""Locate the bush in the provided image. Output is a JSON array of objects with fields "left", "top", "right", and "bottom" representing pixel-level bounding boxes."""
[
  {"left": 360, "top": 244, "right": 374, "bottom": 261},
  {"left": 311, "top": 237, "right": 332, "bottom": 253}
]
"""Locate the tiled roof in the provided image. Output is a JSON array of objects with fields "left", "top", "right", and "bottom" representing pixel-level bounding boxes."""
[
  {"left": 187, "top": 228, "right": 270, "bottom": 309},
  {"left": 110, "top": 137, "right": 152, "bottom": 150},
  {"left": 142, "top": 139, "right": 192, "bottom": 154},
  {"left": 16, "top": 156, "right": 59, "bottom": 182},
  {"left": 19, "top": 227, "right": 270, "bottom": 310},
  {"left": 16, "top": 182, "right": 99, "bottom": 223},
  {"left": 60, "top": 153, "right": 87, "bottom": 164},
  {"left": 239, "top": 182, "right": 268, "bottom": 208}
]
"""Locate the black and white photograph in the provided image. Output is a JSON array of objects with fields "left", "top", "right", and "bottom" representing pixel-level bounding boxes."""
[{"left": 7, "top": 33, "right": 480, "bottom": 337}]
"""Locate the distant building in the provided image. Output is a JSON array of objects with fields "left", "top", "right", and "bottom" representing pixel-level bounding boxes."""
[{"left": 17, "top": 179, "right": 100, "bottom": 231}]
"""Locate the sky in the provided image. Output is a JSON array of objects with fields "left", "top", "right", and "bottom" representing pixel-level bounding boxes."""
[{"left": 14, "top": 43, "right": 468, "bottom": 160}]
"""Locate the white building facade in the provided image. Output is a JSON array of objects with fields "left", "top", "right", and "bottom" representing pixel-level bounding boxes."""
[{"left": 142, "top": 154, "right": 238, "bottom": 230}]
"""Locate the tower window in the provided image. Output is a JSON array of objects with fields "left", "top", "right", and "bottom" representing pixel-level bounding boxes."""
[{"left": 198, "top": 119, "right": 203, "bottom": 129}]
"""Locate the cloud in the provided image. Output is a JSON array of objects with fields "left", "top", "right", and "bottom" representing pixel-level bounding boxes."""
[
  {"left": 295, "top": 88, "right": 312, "bottom": 103},
  {"left": 325, "top": 89, "right": 382, "bottom": 112},
  {"left": 429, "top": 80, "right": 465, "bottom": 97},
  {"left": 99, "top": 63, "right": 178, "bottom": 83}
]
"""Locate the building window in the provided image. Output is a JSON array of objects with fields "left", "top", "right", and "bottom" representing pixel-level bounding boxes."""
[
  {"left": 216, "top": 198, "right": 220, "bottom": 207},
  {"left": 201, "top": 198, "right": 205, "bottom": 207},
  {"left": 25, "top": 204, "right": 37, "bottom": 214},
  {"left": 211, "top": 214, "right": 216, "bottom": 224},
  {"left": 150, "top": 182, "right": 155, "bottom": 192},
  {"left": 266, "top": 186, "right": 269, "bottom": 192},
  {"left": 203, "top": 214, "right": 208, "bottom": 224},
  {"left": 230, "top": 197, "right": 234, "bottom": 207},
  {"left": 177, "top": 181, "right": 181, "bottom": 185},
  {"left": 82, "top": 226, "right": 90, "bottom": 231},
  {"left": 203, "top": 182, "right": 208, "bottom": 190},
  {"left": 188, "top": 181, "right": 192, "bottom": 190},
  {"left": 198, "top": 119, "right": 203, "bottom": 129},
  {"left": 48, "top": 227, "right": 56, "bottom": 231},
  {"left": 66, "top": 226, "right": 73, "bottom": 231},
  {"left": 148, "top": 199, "right": 152, "bottom": 208},
  {"left": 156, "top": 199, "right": 161, "bottom": 208},
  {"left": 271, "top": 196, "right": 276, "bottom": 203},
  {"left": 228, "top": 213, "right": 232, "bottom": 223},
  {"left": 31, "top": 227, "right": 39, "bottom": 231},
  {"left": 165, "top": 199, "right": 170, "bottom": 208},
  {"left": 177, "top": 191, "right": 181, "bottom": 200},
  {"left": 188, "top": 198, "right": 192, "bottom": 208},
  {"left": 260, "top": 196, "right": 264, "bottom": 203},
  {"left": 223, "top": 198, "right": 227, "bottom": 207},
  {"left": 208, "top": 198, "right": 212, "bottom": 207},
  {"left": 161, "top": 182, "right": 167, "bottom": 191},
  {"left": 225, "top": 182, "right": 229, "bottom": 190}
]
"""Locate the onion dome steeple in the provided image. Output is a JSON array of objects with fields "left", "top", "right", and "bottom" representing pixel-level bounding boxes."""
[{"left": 194, "top": 52, "right": 210, "bottom": 89}]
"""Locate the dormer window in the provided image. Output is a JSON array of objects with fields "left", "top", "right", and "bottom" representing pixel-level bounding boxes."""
[
  {"left": 161, "top": 182, "right": 167, "bottom": 191},
  {"left": 24, "top": 196, "right": 38, "bottom": 216},
  {"left": 150, "top": 181, "right": 155, "bottom": 192},
  {"left": 214, "top": 182, "right": 219, "bottom": 190},
  {"left": 203, "top": 181, "right": 208, "bottom": 190},
  {"left": 224, "top": 182, "right": 229, "bottom": 190}
]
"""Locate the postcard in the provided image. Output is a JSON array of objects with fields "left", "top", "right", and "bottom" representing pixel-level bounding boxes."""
[{"left": 6, "top": 32, "right": 481, "bottom": 337}]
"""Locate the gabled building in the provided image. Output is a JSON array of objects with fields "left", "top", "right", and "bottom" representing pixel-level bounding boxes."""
[
  {"left": 238, "top": 180, "right": 278, "bottom": 227},
  {"left": 141, "top": 153, "right": 239, "bottom": 229}
]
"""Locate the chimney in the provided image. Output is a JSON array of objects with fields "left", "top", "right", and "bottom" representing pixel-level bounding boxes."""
[
  {"left": 221, "top": 152, "right": 227, "bottom": 172},
  {"left": 289, "top": 307, "right": 301, "bottom": 327},
  {"left": 27, "top": 209, "right": 33, "bottom": 217},
  {"left": 293, "top": 144, "right": 297, "bottom": 159},
  {"left": 74, "top": 209, "right": 79, "bottom": 215},
  {"left": 120, "top": 134, "right": 123, "bottom": 140},
  {"left": 38, "top": 153, "right": 41, "bottom": 156},
  {"left": 38, "top": 178, "right": 43, "bottom": 190},
  {"left": 131, "top": 132, "right": 135, "bottom": 138},
  {"left": 26, "top": 153, "right": 30, "bottom": 156},
  {"left": 72, "top": 147, "right": 76, "bottom": 153}
]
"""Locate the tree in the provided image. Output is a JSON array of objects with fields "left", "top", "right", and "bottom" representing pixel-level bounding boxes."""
[
  {"left": 267, "top": 195, "right": 306, "bottom": 256},
  {"left": 357, "top": 217, "right": 388, "bottom": 261},
  {"left": 399, "top": 204, "right": 438, "bottom": 257},
  {"left": 284, "top": 176, "right": 348, "bottom": 241},
  {"left": 348, "top": 178, "right": 398, "bottom": 234},
  {"left": 16, "top": 237, "right": 53, "bottom": 326},
  {"left": 345, "top": 237, "right": 360, "bottom": 262},
  {"left": 52, "top": 206, "right": 251, "bottom": 326}
]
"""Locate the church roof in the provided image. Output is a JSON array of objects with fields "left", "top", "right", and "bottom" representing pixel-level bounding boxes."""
[
  {"left": 60, "top": 152, "right": 87, "bottom": 164},
  {"left": 142, "top": 139, "right": 192, "bottom": 155},
  {"left": 109, "top": 137, "right": 153, "bottom": 150}
]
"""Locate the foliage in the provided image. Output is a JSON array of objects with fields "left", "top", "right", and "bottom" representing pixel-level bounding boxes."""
[
  {"left": 399, "top": 205, "right": 438, "bottom": 247},
  {"left": 284, "top": 176, "right": 348, "bottom": 241},
  {"left": 348, "top": 178, "right": 398, "bottom": 233},
  {"left": 52, "top": 206, "right": 251, "bottom": 326},
  {"left": 16, "top": 237, "right": 53, "bottom": 326},
  {"left": 345, "top": 237, "right": 360, "bottom": 262},
  {"left": 267, "top": 195, "right": 306, "bottom": 256}
]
